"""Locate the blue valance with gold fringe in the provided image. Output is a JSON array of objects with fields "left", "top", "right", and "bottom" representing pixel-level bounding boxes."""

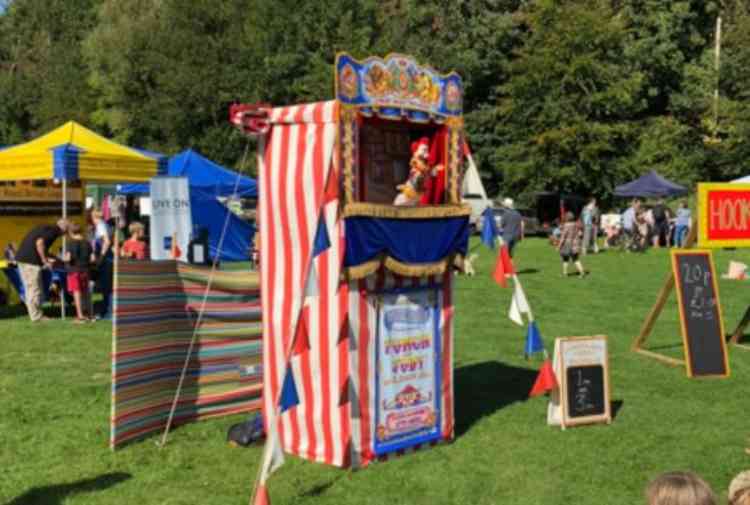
[{"left": 343, "top": 215, "right": 469, "bottom": 279}]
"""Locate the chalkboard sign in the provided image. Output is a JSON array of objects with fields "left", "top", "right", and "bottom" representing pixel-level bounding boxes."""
[
  {"left": 547, "top": 335, "right": 611, "bottom": 429},
  {"left": 565, "top": 365, "right": 605, "bottom": 419},
  {"left": 671, "top": 250, "right": 730, "bottom": 378}
]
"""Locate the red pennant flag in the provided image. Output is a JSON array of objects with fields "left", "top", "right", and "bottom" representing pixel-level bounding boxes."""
[
  {"left": 292, "top": 307, "right": 310, "bottom": 355},
  {"left": 501, "top": 246, "right": 515, "bottom": 275},
  {"left": 337, "top": 315, "right": 349, "bottom": 345},
  {"left": 253, "top": 484, "right": 271, "bottom": 505},
  {"left": 529, "top": 359, "right": 558, "bottom": 397},
  {"left": 338, "top": 375, "right": 350, "bottom": 406},
  {"left": 323, "top": 168, "right": 339, "bottom": 204},
  {"left": 492, "top": 246, "right": 515, "bottom": 287},
  {"left": 171, "top": 233, "right": 182, "bottom": 259}
]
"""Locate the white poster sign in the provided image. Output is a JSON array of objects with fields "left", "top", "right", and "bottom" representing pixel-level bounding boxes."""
[
  {"left": 149, "top": 177, "right": 191, "bottom": 261},
  {"left": 374, "top": 289, "right": 441, "bottom": 455}
]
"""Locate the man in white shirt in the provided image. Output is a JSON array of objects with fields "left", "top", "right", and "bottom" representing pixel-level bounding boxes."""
[{"left": 621, "top": 199, "right": 640, "bottom": 235}]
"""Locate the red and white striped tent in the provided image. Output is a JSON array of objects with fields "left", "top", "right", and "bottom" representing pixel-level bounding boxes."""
[{"left": 236, "top": 53, "right": 470, "bottom": 469}]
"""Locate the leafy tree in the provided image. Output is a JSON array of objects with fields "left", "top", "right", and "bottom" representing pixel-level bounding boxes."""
[
  {"left": 0, "top": 0, "right": 99, "bottom": 144},
  {"left": 495, "top": 0, "right": 646, "bottom": 204}
]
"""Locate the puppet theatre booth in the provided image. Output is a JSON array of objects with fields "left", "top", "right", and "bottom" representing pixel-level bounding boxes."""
[
  {"left": 118, "top": 149, "right": 257, "bottom": 262},
  {"left": 231, "top": 53, "right": 469, "bottom": 473},
  {"left": 0, "top": 121, "right": 165, "bottom": 309}
]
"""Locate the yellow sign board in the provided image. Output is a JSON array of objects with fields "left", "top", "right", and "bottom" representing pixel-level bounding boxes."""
[{"left": 697, "top": 183, "right": 750, "bottom": 248}]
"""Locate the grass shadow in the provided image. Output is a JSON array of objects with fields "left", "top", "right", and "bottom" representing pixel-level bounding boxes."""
[
  {"left": 299, "top": 476, "right": 342, "bottom": 498},
  {"left": 611, "top": 400, "right": 624, "bottom": 420},
  {"left": 454, "top": 361, "right": 538, "bottom": 437},
  {"left": 516, "top": 268, "right": 540, "bottom": 275},
  {"left": 646, "top": 343, "right": 683, "bottom": 352},
  {"left": 0, "top": 304, "right": 65, "bottom": 320},
  {"left": 5, "top": 472, "right": 132, "bottom": 505}
]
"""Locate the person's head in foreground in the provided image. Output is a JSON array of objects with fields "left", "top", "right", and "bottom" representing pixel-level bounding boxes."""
[
  {"left": 646, "top": 471, "right": 716, "bottom": 505},
  {"left": 57, "top": 218, "right": 70, "bottom": 233},
  {"left": 68, "top": 223, "right": 83, "bottom": 238},
  {"left": 729, "top": 470, "right": 750, "bottom": 505},
  {"left": 502, "top": 197, "right": 514, "bottom": 209},
  {"left": 128, "top": 222, "right": 145, "bottom": 240},
  {"left": 563, "top": 211, "right": 574, "bottom": 223}
]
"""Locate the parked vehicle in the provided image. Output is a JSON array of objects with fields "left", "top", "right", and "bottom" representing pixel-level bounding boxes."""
[
  {"left": 476, "top": 206, "right": 542, "bottom": 236},
  {"left": 535, "top": 191, "right": 586, "bottom": 233}
]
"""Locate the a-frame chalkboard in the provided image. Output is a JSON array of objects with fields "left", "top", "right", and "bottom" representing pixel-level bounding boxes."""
[{"left": 671, "top": 250, "right": 730, "bottom": 378}]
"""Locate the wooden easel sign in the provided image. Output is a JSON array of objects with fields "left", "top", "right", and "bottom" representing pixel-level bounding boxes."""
[
  {"left": 547, "top": 336, "right": 611, "bottom": 429},
  {"left": 671, "top": 250, "right": 730, "bottom": 378}
]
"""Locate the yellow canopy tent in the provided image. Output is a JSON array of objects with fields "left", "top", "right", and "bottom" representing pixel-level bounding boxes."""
[
  {"left": 0, "top": 121, "right": 164, "bottom": 182},
  {"left": 0, "top": 121, "right": 165, "bottom": 311}
]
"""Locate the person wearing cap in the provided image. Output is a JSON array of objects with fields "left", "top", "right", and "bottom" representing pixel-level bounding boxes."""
[
  {"left": 14, "top": 218, "right": 70, "bottom": 322},
  {"left": 500, "top": 197, "right": 524, "bottom": 257},
  {"left": 729, "top": 470, "right": 750, "bottom": 505}
]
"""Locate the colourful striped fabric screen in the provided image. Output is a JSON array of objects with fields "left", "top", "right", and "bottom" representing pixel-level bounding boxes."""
[{"left": 111, "top": 260, "right": 262, "bottom": 448}]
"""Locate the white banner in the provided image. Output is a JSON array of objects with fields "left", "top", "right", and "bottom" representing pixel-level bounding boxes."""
[
  {"left": 149, "top": 177, "right": 191, "bottom": 261},
  {"left": 374, "top": 289, "right": 441, "bottom": 455}
]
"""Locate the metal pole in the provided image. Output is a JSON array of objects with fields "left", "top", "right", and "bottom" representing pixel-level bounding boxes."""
[
  {"left": 713, "top": 16, "right": 722, "bottom": 137},
  {"left": 61, "top": 178, "right": 67, "bottom": 320}
]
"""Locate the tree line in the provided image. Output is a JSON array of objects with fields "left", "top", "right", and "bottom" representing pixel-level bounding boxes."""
[{"left": 1, "top": 0, "right": 748, "bottom": 205}]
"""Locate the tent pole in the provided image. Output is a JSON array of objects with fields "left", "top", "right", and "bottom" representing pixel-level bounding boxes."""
[{"left": 61, "top": 178, "right": 67, "bottom": 320}]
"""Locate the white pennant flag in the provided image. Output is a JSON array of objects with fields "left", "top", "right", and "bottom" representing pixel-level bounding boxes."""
[
  {"left": 508, "top": 278, "right": 531, "bottom": 326},
  {"left": 258, "top": 421, "right": 285, "bottom": 486},
  {"left": 303, "top": 262, "right": 319, "bottom": 299}
]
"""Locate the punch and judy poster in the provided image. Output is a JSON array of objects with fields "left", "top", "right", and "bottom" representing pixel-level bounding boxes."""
[{"left": 375, "top": 289, "right": 441, "bottom": 455}]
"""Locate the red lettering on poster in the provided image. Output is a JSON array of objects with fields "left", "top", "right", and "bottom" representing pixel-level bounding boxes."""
[{"left": 706, "top": 190, "right": 750, "bottom": 240}]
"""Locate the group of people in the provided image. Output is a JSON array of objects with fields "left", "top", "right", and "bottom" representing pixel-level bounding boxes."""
[
  {"left": 618, "top": 198, "right": 692, "bottom": 250},
  {"left": 551, "top": 196, "right": 693, "bottom": 276},
  {"left": 647, "top": 470, "right": 750, "bottom": 505},
  {"left": 9, "top": 210, "right": 149, "bottom": 323}
]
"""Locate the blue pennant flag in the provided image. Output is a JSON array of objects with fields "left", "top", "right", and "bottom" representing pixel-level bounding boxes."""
[
  {"left": 481, "top": 207, "right": 498, "bottom": 249},
  {"left": 312, "top": 216, "right": 331, "bottom": 257},
  {"left": 524, "top": 321, "right": 544, "bottom": 357},
  {"left": 279, "top": 366, "right": 300, "bottom": 413}
]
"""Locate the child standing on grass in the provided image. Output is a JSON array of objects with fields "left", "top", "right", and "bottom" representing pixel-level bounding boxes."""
[
  {"left": 121, "top": 222, "right": 148, "bottom": 260},
  {"left": 64, "top": 223, "right": 95, "bottom": 323},
  {"left": 557, "top": 211, "right": 586, "bottom": 278},
  {"left": 646, "top": 471, "right": 716, "bottom": 505}
]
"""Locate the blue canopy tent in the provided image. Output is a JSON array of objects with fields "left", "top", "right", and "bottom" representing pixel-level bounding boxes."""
[
  {"left": 188, "top": 187, "right": 255, "bottom": 262},
  {"left": 614, "top": 170, "right": 688, "bottom": 198},
  {"left": 119, "top": 149, "right": 256, "bottom": 262},
  {"left": 119, "top": 149, "right": 257, "bottom": 198}
]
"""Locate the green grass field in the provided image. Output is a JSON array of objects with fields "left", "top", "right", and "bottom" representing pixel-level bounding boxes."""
[{"left": 2, "top": 238, "right": 749, "bottom": 505}]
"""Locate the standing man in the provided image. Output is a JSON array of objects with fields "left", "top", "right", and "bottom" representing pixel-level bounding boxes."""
[
  {"left": 500, "top": 197, "right": 524, "bottom": 257},
  {"left": 651, "top": 198, "right": 671, "bottom": 248},
  {"left": 622, "top": 199, "right": 639, "bottom": 238},
  {"left": 92, "top": 209, "right": 113, "bottom": 319},
  {"left": 674, "top": 201, "right": 691, "bottom": 247},
  {"left": 581, "top": 198, "right": 600, "bottom": 255},
  {"left": 15, "top": 219, "right": 69, "bottom": 322}
]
